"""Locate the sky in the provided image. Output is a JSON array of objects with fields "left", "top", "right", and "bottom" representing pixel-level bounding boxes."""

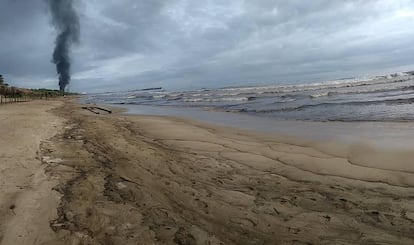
[{"left": 1, "top": 0, "right": 414, "bottom": 92}]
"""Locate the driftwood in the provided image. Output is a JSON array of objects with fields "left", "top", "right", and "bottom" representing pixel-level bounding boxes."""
[{"left": 81, "top": 106, "right": 112, "bottom": 114}]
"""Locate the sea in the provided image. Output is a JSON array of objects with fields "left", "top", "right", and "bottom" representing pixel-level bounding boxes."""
[{"left": 84, "top": 72, "right": 414, "bottom": 122}]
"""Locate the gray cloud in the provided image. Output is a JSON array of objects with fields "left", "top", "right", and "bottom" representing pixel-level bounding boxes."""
[{"left": 1, "top": 0, "right": 414, "bottom": 92}]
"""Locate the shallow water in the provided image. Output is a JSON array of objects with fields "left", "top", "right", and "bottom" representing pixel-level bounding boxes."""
[
  {"left": 84, "top": 72, "right": 414, "bottom": 149},
  {"left": 98, "top": 103, "right": 414, "bottom": 153},
  {"left": 85, "top": 72, "right": 414, "bottom": 122}
]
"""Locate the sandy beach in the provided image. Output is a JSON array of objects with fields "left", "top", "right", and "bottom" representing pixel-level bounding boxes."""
[
  {"left": 1, "top": 99, "right": 414, "bottom": 244},
  {"left": 0, "top": 100, "right": 64, "bottom": 244}
]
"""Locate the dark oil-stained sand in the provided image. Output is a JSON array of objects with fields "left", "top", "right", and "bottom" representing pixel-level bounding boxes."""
[{"left": 1, "top": 99, "right": 414, "bottom": 244}]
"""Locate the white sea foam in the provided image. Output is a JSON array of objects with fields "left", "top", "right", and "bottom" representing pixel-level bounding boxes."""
[
  {"left": 183, "top": 97, "right": 250, "bottom": 103},
  {"left": 85, "top": 71, "right": 414, "bottom": 121},
  {"left": 310, "top": 92, "right": 330, "bottom": 98},
  {"left": 218, "top": 73, "right": 412, "bottom": 95},
  {"left": 183, "top": 98, "right": 204, "bottom": 102},
  {"left": 153, "top": 94, "right": 166, "bottom": 99}
]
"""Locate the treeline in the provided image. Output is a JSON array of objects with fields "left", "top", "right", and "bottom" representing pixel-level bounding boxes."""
[{"left": 0, "top": 74, "right": 76, "bottom": 104}]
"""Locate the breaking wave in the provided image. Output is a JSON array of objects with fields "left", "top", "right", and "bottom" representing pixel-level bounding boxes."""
[{"left": 84, "top": 72, "right": 414, "bottom": 121}]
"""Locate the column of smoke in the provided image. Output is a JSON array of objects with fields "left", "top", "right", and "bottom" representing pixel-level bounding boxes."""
[{"left": 47, "top": 0, "right": 80, "bottom": 92}]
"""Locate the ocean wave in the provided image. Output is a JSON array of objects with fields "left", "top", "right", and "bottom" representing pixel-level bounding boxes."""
[
  {"left": 183, "top": 97, "right": 254, "bottom": 103},
  {"left": 253, "top": 96, "right": 414, "bottom": 113},
  {"left": 307, "top": 82, "right": 414, "bottom": 99},
  {"left": 309, "top": 92, "right": 336, "bottom": 98},
  {"left": 152, "top": 94, "right": 167, "bottom": 99},
  {"left": 85, "top": 71, "right": 414, "bottom": 122},
  {"left": 218, "top": 74, "right": 413, "bottom": 95},
  {"left": 183, "top": 98, "right": 204, "bottom": 102}
]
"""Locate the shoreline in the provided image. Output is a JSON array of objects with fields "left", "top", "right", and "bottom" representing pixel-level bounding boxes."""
[
  {"left": 100, "top": 102, "right": 414, "bottom": 166},
  {"left": 104, "top": 103, "right": 414, "bottom": 146},
  {"left": 81, "top": 73, "right": 414, "bottom": 123},
  {"left": 1, "top": 99, "right": 414, "bottom": 244}
]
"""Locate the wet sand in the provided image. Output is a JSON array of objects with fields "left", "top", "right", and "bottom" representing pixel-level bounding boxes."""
[{"left": 1, "top": 99, "right": 414, "bottom": 244}]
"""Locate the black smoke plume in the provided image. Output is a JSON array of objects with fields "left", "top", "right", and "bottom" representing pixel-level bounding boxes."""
[{"left": 47, "top": 0, "right": 80, "bottom": 92}]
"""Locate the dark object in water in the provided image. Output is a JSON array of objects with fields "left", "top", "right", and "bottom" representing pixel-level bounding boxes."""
[
  {"left": 141, "top": 87, "right": 162, "bottom": 91},
  {"left": 129, "top": 87, "right": 162, "bottom": 92}
]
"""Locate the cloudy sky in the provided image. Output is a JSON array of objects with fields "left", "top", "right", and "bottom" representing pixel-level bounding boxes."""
[{"left": 1, "top": 0, "right": 414, "bottom": 92}]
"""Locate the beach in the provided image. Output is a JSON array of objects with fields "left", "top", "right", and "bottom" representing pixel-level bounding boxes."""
[
  {"left": 1, "top": 99, "right": 414, "bottom": 244},
  {"left": 0, "top": 100, "right": 64, "bottom": 244}
]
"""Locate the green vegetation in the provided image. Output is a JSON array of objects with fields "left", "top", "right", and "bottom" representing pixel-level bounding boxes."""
[
  {"left": 0, "top": 74, "right": 77, "bottom": 104},
  {"left": 30, "top": 88, "right": 78, "bottom": 97}
]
